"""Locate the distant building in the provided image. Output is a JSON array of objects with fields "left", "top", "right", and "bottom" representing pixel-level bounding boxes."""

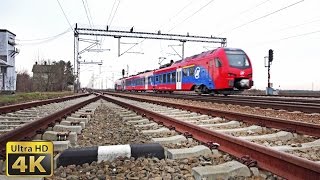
[
  {"left": 32, "top": 62, "right": 57, "bottom": 91},
  {"left": 0, "top": 29, "right": 19, "bottom": 92},
  {"left": 32, "top": 60, "right": 72, "bottom": 91}
]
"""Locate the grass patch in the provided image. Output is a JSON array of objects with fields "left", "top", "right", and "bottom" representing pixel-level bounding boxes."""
[{"left": 0, "top": 91, "right": 74, "bottom": 106}]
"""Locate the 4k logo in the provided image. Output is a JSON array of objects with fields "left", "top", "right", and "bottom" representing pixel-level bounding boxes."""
[{"left": 6, "top": 141, "right": 53, "bottom": 176}]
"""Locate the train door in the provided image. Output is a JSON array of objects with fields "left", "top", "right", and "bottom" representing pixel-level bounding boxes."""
[
  {"left": 145, "top": 76, "right": 148, "bottom": 90},
  {"left": 209, "top": 59, "right": 214, "bottom": 79},
  {"left": 176, "top": 68, "right": 182, "bottom": 90},
  {"left": 122, "top": 80, "right": 125, "bottom": 91}
]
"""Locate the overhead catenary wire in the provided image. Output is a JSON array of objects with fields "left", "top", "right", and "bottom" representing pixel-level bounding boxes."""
[
  {"left": 82, "top": 0, "right": 99, "bottom": 42},
  {"left": 106, "top": 0, "right": 118, "bottom": 27},
  {"left": 210, "top": 0, "right": 271, "bottom": 38},
  {"left": 17, "top": 29, "right": 72, "bottom": 46},
  {"left": 248, "top": 28, "right": 320, "bottom": 48},
  {"left": 219, "top": 0, "right": 305, "bottom": 35},
  {"left": 56, "top": 0, "right": 74, "bottom": 31},
  {"left": 100, "top": 0, "right": 121, "bottom": 48},
  {"left": 85, "top": 0, "right": 94, "bottom": 27},
  {"left": 81, "top": 0, "right": 93, "bottom": 28},
  {"left": 129, "top": 0, "right": 214, "bottom": 58},
  {"left": 280, "top": 29, "right": 320, "bottom": 40},
  {"left": 158, "top": 0, "right": 194, "bottom": 30},
  {"left": 279, "top": 16, "right": 320, "bottom": 31},
  {"left": 109, "top": 0, "right": 121, "bottom": 27},
  {"left": 238, "top": 0, "right": 271, "bottom": 16},
  {"left": 16, "top": 28, "right": 72, "bottom": 42},
  {"left": 168, "top": 0, "right": 216, "bottom": 32}
]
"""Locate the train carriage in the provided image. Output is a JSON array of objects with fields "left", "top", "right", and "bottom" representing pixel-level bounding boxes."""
[{"left": 115, "top": 47, "right": 253, "bottom": 95}]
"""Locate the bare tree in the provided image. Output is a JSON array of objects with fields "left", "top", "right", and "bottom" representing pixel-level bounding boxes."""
[{"left": 16, "top": 70, "right": 32, "bottom": 92}]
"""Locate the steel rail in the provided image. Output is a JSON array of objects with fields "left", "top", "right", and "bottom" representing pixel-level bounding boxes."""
[
  {"left": 0, "top": 95, "right": 100, "bottom": 158},
  {"left": 101, "top": 94, "right": 320, "bottom": 180},
  {"left": 0, "top": 93, "right": 90, "bottom": 114},
  {"left": 192, "top": 97, "right": 320, "bottom": 114},
  {"left": 105, "top": 92, "right": 320, "bottom": 137},
  {"left": 112, "top": 91, "right": 320, "bottom": 114}
]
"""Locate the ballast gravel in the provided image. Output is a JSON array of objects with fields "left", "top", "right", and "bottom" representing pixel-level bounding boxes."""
[
  {"left": 124, "top": 94, "right": 320, "bottom": 125},
  {"left": 48, "top": 101, "right": 282, "bottom": 180},
  {"left": 77, "top": 103, "right": 152, "bottom": 147}
]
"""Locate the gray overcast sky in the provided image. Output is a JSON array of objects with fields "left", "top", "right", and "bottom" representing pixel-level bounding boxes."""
[{"left": 1, "top": 0, "right": 320, "bottom": 90}]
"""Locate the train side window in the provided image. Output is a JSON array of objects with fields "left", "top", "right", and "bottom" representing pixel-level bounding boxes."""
[
  {"left": 183, "top": 68, "right": 188, "bottom": 76},
  {"left": 159, "top": 75, "right": 163, "bottom": 83},
  {"left": 215, "top": 58, "right": 222, "bottom": 68},
  {"left": 172, "top": 72, "right": 176, "bottom": 82},
  {"left": 167, "top": 73, "right": 171, "bottom": 83},
  {"left": 189, "top": 66, "right": 194, "bottom": 76},
  {"left": 163, "top": 74, "right": 166, "bottom": 83},
  {"left": 156, "top": 76, "right": 159, "bottom": 82}
]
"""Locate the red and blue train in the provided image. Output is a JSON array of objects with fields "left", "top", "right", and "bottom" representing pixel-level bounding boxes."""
[{"left": 115, "top": 47, "right": 253, "bottom": 95}]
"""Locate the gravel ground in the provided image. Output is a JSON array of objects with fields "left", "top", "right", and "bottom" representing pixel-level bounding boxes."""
[
  {"left": 287, "top": 147, "right": 320, "bottom": 161},
  {"left": 124, "top": 94, "right": 320, "bottom": 125},
  {"left": 145, "top": 131, "right": 179, "bottom": 138},
  {"left": 77, "top": 103, "right": 152, "bottom": 147},
  {"left": 50, "top": 153, "right": 237, "bottom": 180},
  {"left": 163, "top": 140, "right": 200, "bottom": 149},
  {"left": 252, "top": 134, "right": 318, "bottom": 147},
  {"left": 228, "top": 127, "right": 278, "bottom": 137}
]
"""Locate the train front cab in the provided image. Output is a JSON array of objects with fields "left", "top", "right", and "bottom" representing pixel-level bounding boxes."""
[{"left": 212, "top": 48, "right": 253, "bottom": 95}]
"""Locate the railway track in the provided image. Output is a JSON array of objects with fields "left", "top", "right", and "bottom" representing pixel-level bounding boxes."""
[
  {"left": 0, "top": 92, "right": 319, "bottom": 179},
  {"left": 54, "top": 97, "right": 281, "bottom": 179},
  {"left": 101, "top": 92, "right": 320, "bottom": 179},
  {"left": 0, "top": 94, "right": 100, "bottom": 156},
  {"left": 0, "top": 93, "right": 90, "bottom": 114},
  {"left": 108, "top": 91, "right": 320, "bottom": 114}
]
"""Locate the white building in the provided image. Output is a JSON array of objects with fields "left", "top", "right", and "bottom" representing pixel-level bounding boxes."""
[{"left": 0, "top": 29, "right": 19, "bottom": 92}]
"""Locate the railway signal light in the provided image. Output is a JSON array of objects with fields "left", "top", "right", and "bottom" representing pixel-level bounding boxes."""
[
  {"left": 268, "top": 49, "right": 273, "bottom": 62},
  {"left": 122, "top": 69, "right": 125, "bottom": 77}
]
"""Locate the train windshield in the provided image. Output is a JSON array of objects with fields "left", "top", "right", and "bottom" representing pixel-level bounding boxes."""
[{"left": 225, "top": 50, "right": 250, "bottom": 68}]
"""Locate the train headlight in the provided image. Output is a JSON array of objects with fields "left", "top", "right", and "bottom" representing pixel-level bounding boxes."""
[{"left": 239, "top": 79, "right": 250, "bottom": 87}]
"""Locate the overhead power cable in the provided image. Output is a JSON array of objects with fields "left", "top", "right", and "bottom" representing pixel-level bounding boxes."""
[
  {"left": 220, "top": 0, "right": 304, "bottom": 35},
  {"left": 168, "top": 0, "right": 216, "bottom": 32},
  {"left": 158, "top": 0, "right": 194, "bottom": 30},
  {"left": 101, "top": 0, "right": 121, "bottom": 47},
  {"left": 280, "top": 29, "right": 320, "bottom": 40},
  {"left": 109, "top": 0, "right": 121, "bottom": 27},
  {"left": 85, "top": 0, "right": 94, "bottom": 26},
  {"left": 56, "top": 0, "right": 74, "bottom": 31},
  {"left": 238, "top": 0, "right": 271, "bottom": 15},
  {"left": 17, "top": 29, "right": 72, "bottom": 46},
  {"left": 82, "top": 0, "right": 93, "bottom": 27},
  {"left": 106, "top": 0, "right": 117, "bottom": 26},
  {"left": 16, "top": 28, "right": 72, "bottom": 42},
  {"left": 279, "top": 17, "right": 320, "bottom": 31}
]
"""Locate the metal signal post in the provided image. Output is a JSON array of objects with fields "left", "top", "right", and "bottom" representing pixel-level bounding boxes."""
[{"left": 265, "top": 49, "right": 274, "bottom": 95}]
